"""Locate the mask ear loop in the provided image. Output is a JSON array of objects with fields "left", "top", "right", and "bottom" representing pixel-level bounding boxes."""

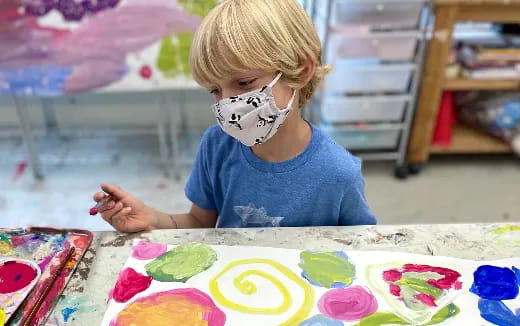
[
  {"left": 267, "top": 72, "right": 296, "bottom": 110},
  {"left": 267, "top": 72, "right": 283, "bottom": 88},
  {"left": 286, "top": 90, "right": 297, "bottom": 110}
]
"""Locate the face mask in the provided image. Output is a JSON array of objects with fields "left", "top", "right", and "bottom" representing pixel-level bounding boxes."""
[{"left": 212, "top": 73, "right": 296, "bottom": 146}]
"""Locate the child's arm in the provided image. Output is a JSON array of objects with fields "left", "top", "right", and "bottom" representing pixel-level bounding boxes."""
[
  {"left": 339, "top": 173, "right": 377, "bottom": 226},
  {"left": 145, "top": 204, "right": 217, "bottom": 229},
  {"left": 93, "top": 184, "right": 217, "bottom": 232}
]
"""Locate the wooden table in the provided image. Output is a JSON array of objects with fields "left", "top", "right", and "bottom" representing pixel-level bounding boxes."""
[
  {"left": 407, "top": 0, "right": 520, "bottom": 164},
  {"left": 42, "top": 223, "right": 520, "bottom": 325}
]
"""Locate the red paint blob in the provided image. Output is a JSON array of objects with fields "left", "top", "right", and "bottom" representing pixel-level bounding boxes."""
[
  {"left": 389, "top": 283, "right": 401, "bottom": 296},
  {"left": 0, "top": 261, "right": 38, "bottom": 293},
  {"left": 414, "top": 293, "right": 437, "bottom": 307},
  {"left": 112, "top": 268, "right": 153, "bottom": 303},
  {"left": 139, "top": 65, "right": 152, "bottom": 79},
  {"left": 89, "top": 207, "right": 98, "bottom": 215},
  {"left": 383, "top": 270, "right": 402, "bottom": 282},
  {"left": 402, "top": 264, "right": 462, "bottom": 290}
]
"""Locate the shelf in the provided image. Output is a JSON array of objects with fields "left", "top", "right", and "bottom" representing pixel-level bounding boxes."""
[
  {"left": 430, "top": 124, "right": 512, "bottom": 154},
  {"left": 444, "top": 78, "right": 520, "bottom": 91}
]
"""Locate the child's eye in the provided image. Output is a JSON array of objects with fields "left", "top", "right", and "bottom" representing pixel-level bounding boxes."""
[
  {"left": 209, "top": 88, "right": 220, "bottom": 95},
  {"left": 239, "top": 79, "right": 256, "bottom": 87}
]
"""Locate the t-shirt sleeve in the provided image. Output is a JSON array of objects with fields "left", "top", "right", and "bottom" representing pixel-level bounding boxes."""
[
  {"left": 338, "top": 167, "right": 377, "bottom": 226},
  {"left": 184, "top": 130, "right": 217, "bottom": 211}
]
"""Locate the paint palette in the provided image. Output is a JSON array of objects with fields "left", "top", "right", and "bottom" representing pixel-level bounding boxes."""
[
  {"left": 0, "top": 259, "right": 41, "bottom": 326},
  {"left": 0, "top": 227, "right": 93, "bottom": 326}
]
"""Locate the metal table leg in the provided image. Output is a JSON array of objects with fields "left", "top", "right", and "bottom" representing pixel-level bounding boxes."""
[
  {"left": 157, "top": 92, "right": 171, "bottom": 178},
  {"left": 13, "top": 96, "right": 44, "bottom": 180},
  {"left": 169, "top": 91, "right": 182, "bottom": 181}
]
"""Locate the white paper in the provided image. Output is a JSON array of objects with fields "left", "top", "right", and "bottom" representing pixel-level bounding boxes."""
[{"left": 101, "top": 241, "right": 520, "bottom": 326}]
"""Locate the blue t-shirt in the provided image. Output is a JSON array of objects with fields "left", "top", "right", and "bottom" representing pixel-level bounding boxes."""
[{"left": 185, "top": 124, "right": 377, "bottom": 228}]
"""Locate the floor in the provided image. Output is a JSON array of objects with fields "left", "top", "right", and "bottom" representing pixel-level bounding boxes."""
[{"left": 1, "top": 135, "right": 519, "bottom": 231}]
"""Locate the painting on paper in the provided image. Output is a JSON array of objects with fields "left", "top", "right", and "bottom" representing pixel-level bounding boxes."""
[
  {"left": 101, "top": 240, "right": 520, "bottom": 326},
  {"left": 0, "top": 0, "right": 219, "bottom": 96}
]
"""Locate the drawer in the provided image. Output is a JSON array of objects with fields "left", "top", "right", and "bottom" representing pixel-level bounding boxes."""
[
  {"left": 321, "top": 95, "right": 409, "bottom": 123},
  {"left": 325, "top": 63, "right": 415, "bottom": 94},
  {"left": 323, "top": 126, "right": 400, "bottom": 150},
  {"left": 332, "top": 1, "right": 424, "bottom": 30},
  {"left": 329, "top": 30, "right": 420, "bottom": 61}
]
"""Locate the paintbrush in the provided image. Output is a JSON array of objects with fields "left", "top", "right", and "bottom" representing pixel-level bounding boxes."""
[
  {"left": 89, "top": 194, "right": 113, "bottom": 216},
  {"left": 22, "top": 247, "right": 76, "bottom": 326}
]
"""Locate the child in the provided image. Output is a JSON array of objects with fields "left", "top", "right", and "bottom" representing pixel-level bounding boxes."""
[{"left": 92, "top": 0, "right": 376, "bottom": 232}]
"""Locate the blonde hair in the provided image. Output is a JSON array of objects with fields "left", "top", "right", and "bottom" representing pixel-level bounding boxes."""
[{"left": 190, "top": 0, "right": 331, "bottom": 108}]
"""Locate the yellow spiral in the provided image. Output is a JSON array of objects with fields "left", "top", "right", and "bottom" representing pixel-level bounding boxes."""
[{"left": 209, "top": 258, "right": 315, "bottom": 326}]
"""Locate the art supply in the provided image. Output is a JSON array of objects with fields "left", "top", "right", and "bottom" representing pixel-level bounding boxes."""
[
  {"left": 0, "top": 227, "right": 93, "bottom": 326},
  {"left": 0, "top": 259, "right": 41, "bottom": 325},
  {"left": 89, "top": 194, "right": 112, "bottom": 216},
  {"left": 22, "top": 247, "right": 76, "bottom": 326},
  {"left": 101, "top": 241, "right": 520, "bottom": 326}
]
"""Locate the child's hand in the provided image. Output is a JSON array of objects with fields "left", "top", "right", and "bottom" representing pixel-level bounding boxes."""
[{"left": 93, "top": 184, "right": 154, "bottom": 233}]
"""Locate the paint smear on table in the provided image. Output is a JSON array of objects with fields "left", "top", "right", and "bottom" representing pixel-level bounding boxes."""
[
  {"left": 131, "top": 240, "right": 167, "bottom": 260},
  {"left": 111, "top": 268, "right": 153, "bottom": 303},
  {"left": 470, "top": 265, "right": 519, "bottom": 300},
  {"left": 490, "top": 225, "right": 520, "bottom": 245},
  {"left": 317, "top": 286, "right": 378, "bottom": 322},
  {"left": 110, "top": 288, "right": 226, "bottom": 326},
  {"left": 145, "top": 242, "right": 217, "bottom": 282},
  {"left": 478, "top": 299, "right": 520, "bottom": 326},
  {"left": 209, "top": 258, "right": 315, "bottom": 325},
  {"left": 491, "top": 225, "right": 520, "bottom": 235},
  {"left": 299, "top": 251, "right": 356, "bottom": 288},
  {"left": 354, "top": 303, "right": 460, "bottom": 326},
  {"left": 299, "top": 314, "right": 343, "bottom": 326},
  {"left": 59, "top": 296, "right": 99, "bottom": 323}
]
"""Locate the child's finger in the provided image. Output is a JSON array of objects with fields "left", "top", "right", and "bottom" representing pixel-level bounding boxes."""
[
  {"left": 100, "top": 184, "right": 129, "bottom": 200},
  {"left": 93, "top": 191, "right": 106, "bottom": 202},
  {"left": 98, "top": 200, "right": 115, "bottom": 213},
  {"left": 100, "top": 202, "right": 124, "bottom": 225}
]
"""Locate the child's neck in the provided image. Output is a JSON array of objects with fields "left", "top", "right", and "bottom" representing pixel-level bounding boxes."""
[{"left": 251, "top": 114, "right": 311, "bottom": 163}]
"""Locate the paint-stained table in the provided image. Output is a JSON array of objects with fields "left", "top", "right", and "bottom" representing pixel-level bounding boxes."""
[{"left": 46, "top": 223, "right": 520, "bottom": 325}]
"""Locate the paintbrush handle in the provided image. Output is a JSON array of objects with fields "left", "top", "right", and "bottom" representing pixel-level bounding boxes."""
[{"left": 22, "top": 247, "right": 76, "bottom": 326}]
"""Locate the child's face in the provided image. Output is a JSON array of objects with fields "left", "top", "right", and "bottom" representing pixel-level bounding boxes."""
[{"left": 209, "top": 70, "right": 296, "bottom": 110}]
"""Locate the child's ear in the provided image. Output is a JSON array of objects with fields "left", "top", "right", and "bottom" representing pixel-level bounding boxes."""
[{"left": 300, "top": 54, "right": 316, "bottom": 86}]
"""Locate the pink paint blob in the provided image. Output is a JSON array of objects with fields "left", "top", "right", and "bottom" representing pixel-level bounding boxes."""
[
  {"left": 0, "top": 261, "right": 38, "bottom": 293},
  {"left": 318, "top": 286, "right": 378, "bottom": 322},
  {"left": 414, "top": 293, "right": 437, "bottom": 307},
  {"left": 89, "top": 207, "right": 98, "bottom": 216},
  {"left": 112, "top": 267, "right": 153, "bottom": 303},
  {"left": 139, "top": 65, "right": 152, "bottom": 79},
  {"left": 131, "top": 240, "right": 167, "bottom": 260}
]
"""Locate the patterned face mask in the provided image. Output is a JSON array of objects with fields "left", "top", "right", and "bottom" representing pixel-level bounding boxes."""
[{"left": 212, "top": 73, "right": 296, "bottom": 146}]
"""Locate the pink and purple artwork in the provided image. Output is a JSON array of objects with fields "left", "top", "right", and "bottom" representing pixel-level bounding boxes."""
[{"left": 0, "top": 0, "right": 215, "bottom": 96}]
